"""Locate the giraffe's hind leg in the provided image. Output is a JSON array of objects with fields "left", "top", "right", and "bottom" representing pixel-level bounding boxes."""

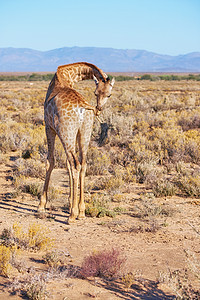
[
  {"left": 58, "top": 131, "right": 81, "bottom": 223},
  {"left": 66, "top": 159, "right": 73, "bottom": 213},
  {"left": 66, "top": 152, "right": 86, "bottom": 222},
  {"left": 77, "top": 133, "right": 87, "bottom": 220},
  {"left": 78, "top": 160, "right": 86, "bottom": 219},
  {"left": 38, "top": 126, "right": 56, "bottom": 212},
  {"left": 65, "top": 150, "right": 81, "bottom": 224},
  {"left": 77, "top": 115, "right": 94, "bottom": 220}
]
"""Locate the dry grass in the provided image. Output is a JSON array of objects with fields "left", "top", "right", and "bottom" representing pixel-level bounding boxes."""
[
  {"left": 1, "top": 223, "right": 54, "bottom": 252},
  {"left": 0, "top": 79, "right": 200, "bottom": 298},
  {"left": 1, "top": 80, "right": 200, "bottom": 200}
]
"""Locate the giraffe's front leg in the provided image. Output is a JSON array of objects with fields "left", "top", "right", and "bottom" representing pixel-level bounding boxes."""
[
  {"left": 38, "top": 126, "right": 56, "bottom": 213},
  {"left": 38, "top": 158, "right": 54, "bottom": 212}
]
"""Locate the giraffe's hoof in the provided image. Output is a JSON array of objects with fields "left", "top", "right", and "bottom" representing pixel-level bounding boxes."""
[
  {"left": 37, "top": 206, "right": 46, "bottom": 213},
  {"left": 35, "top": 211, "right": 46, "bottom": 219},
  {"left": 67, "top": 216, "right": 76, "bottom": 224},
  {"left": 78, "top": 212, "right": 85, "bottom": 220},
  {"left": 36, "top": 206, "right": 46, "bottom": 217}
]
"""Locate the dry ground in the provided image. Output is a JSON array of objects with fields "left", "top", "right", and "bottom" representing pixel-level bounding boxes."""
[{"left": 0, "top": 79, "right": 200, "bottom": 299}]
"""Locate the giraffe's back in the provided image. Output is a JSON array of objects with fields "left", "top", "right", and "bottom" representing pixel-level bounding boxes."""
[{"left": 44, "top": 87, "right": 94, "bottom": 148}]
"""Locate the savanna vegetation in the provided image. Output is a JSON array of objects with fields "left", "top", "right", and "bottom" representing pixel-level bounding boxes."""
[
  {"left": 0, "top": 76, "right": 200, "bottom": 299},
  {"left": 0, "top": 72, "right": 200, "bottom": 82}
]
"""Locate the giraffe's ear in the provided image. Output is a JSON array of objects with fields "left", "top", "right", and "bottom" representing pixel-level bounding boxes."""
[
  {"left": 93, "top": 75, "right": 99, "bottom": 86},
  {"left": 110, "top": 78, "right": 115, "bottom": 87}
]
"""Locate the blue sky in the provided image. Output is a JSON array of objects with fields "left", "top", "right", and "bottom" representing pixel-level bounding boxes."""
[{"left": 1, "top": 0, "right": 200, "bottom": 55}]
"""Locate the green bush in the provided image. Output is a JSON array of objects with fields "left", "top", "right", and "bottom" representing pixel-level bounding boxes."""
[
  {"left": 0, "top": 73, "right": 54, "bottom": 82},
  {"left": 140, "top": 74, "right": 153, "bottom": 80}
]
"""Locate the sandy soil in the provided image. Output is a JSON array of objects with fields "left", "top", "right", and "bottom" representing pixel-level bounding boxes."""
[{"left": 0, "top": 151, "right": 199, "bottom": 300}]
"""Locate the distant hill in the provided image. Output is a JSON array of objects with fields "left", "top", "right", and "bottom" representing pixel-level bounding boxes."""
[{"left": 0, "top": 47, "right": 200, "bottom": 72}]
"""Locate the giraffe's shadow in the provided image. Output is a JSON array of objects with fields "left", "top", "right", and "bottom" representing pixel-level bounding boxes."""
[
  {"left": 98, "top": 122, "right": 110, "bottom": 146},
  {"left": 86, "top": 277, "right": 175, "bottom": 300},
  {"left": 0, "top": 196, "right": 70, "bottom": 225}
]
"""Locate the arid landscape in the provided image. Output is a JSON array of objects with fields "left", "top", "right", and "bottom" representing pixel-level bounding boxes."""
[{"left": 0, "top": 78, "right": 200, "bottom": 299}]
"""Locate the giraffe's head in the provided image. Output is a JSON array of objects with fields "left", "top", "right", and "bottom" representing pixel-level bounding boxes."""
[{"left": 93, "top": 76, "right": 115, "bottom": 112}]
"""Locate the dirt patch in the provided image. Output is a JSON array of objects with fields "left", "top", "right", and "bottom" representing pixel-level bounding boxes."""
[{"left": 0, "top": 154, "right": 199, "bottom": 299}]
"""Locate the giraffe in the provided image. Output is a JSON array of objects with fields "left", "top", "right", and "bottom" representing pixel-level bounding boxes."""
[{"left": 38, "top": 62, "right": 115, "bottom": 223}]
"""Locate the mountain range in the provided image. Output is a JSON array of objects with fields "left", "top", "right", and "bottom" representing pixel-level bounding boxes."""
[{"left": 0, "top": 47, "right": 200, "bottom": 72}]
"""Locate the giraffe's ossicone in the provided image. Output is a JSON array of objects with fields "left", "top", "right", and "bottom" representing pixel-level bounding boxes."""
[{"left": 38, "top": 62, "right": 115, "bottom": 223}]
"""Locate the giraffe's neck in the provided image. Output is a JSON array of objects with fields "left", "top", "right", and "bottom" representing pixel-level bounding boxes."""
[
  {"left": 45, "top": 62, "right": 108, "bottom": 102},
  {"left": 56, "top": 62, "right": 108, "bottom": 88}
]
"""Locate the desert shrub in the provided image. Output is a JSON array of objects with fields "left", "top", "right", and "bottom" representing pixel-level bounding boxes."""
[
  {"left": 15, "top": 108, "right": 43, "bottom": 125},
  {"left": 128, "top": 220, "right": 160, "bottom": 234},
  {"left": 122, "top": 272, "right": 135, "bottom": 289},
  {"left": 43, "top": 249, "right": 71, "bottom": 269},
  {"left": 0, "top": 245, "right": 19, "bottom": 277},
  {"left": 13, "top": 175, "right": 42, "bottom": 197},
  {"left": 0, "top": 107, "right": 8, "bottom": 122},
  {"left": 103, "top": 175, "right": 124, "bottom": 194},
  {"left": 24, "top": 183, "right": 61, "bottom": 201},
  {"left": 185, "top": 144, "right": 200, "bottom": 164},
  {"left": 28, "top": 126, "right": 46, "bottom": 155},
  {"left": 0, "top": 223, "right": 54, "bottom": 252},
  {"left": 178, "top": 113, "right": 200, "bottom": 131},
  {"left": 43, "top": 250, "right": 61, "bottom": 269},
  {"left": 176, "top": 175, "right": 200, "bottom": 198},
  {"left": 123, "top": 164, "right": 136, "bottom": 183},
  {"left": 0, "top": 120, "right": 46, "bottom": 155},
  {"left": 132, "top": 120, "right": 150, "bottom": 135},
  {"left": 152, "top": 180, "right": 177, "bottom": 197},
  {"left": 184, "top": 131, "right": 200, "bottom": 164},
  {"left": 108, "top": 114, "right": 135, "bottom": 147},
  {"left": 0, "top": 123, "right": 31, "bottom": 152},
  {"left": 14, "top": 158, "right": 45, "bottom": 179},
  {"left": 1, "top": 224, "right": 30, "bottom": 250},
  {"left": 128, "top": 135, "right": 159, "bottom": 165},
  {"left": 148, "top": 127, "right": 185, "bottom": 163},
  {"left": 27, "top": 223, "right": 54, "bottom": 251},
  {"left": 135, "top": 161, "right": 161, "bottom": 184},
  {"left": 24, "top": 274, "right": 48, "bottom": 300},
  {"left": 80, "top": 248, "right": 125, "bottom": 279},
  {"left": 87, "top": 147, "right": 111, "bottom": 175},
  {"left": 175, "top": 161, "right": 193, "bottom": 176},
  {"left": 135, "top": 194, "right": 174, "bottom": 218},
  {"left": 85, "top": 194, "right": 116, "bottom": 218}
]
